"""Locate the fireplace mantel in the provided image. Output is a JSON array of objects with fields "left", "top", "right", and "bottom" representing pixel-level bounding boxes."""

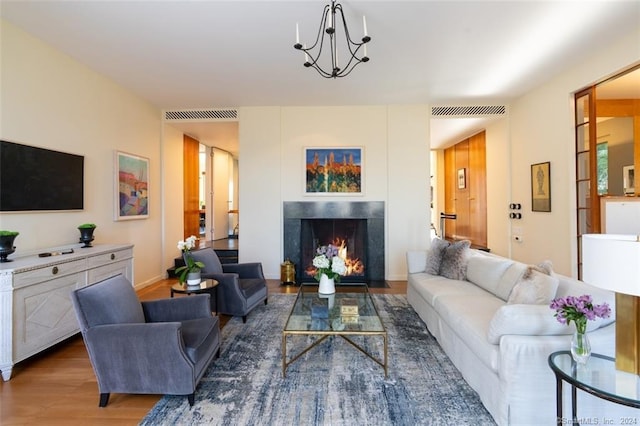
[{"left": 283, "top": 201, "right": 384, "bottom": 283}]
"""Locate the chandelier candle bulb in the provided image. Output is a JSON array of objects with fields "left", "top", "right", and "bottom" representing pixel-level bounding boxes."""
[
  {"left": 296, "top": 23, "right": 300, "bottom": 44},
  {"left": 363, "top": 16, "right": 367, "bottom": 36}
]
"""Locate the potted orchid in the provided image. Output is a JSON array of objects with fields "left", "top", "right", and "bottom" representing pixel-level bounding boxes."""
[
  {"left": 175, "top": 235, "right": 205, "bottom": 285},
  {"left": 313, "top": 244, "right": 347, "bottom": 294},
  {"left": 549, "top": 294, "right": 611, "bottom": 364}
]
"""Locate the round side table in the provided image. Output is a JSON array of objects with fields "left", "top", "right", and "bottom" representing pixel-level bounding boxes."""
[
  {"left": 548, "top": 350, "right": 640, "bottom": 425},
  {"left": 170, "top": 279, "right": 219, "bottom": 315}
]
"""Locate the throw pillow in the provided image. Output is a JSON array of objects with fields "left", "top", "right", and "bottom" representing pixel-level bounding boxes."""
[
  {"left": 536, "top": 260, "right": 554, "bottom": 275},
  {"left": 425, "top": 238, "right": 450, "bottom": 275},
  {"left": 439, "top": 240, "right": 471, "bottom": 280},
  {"left": 507, "top": 269, "right": 559, "bottom": 305}
]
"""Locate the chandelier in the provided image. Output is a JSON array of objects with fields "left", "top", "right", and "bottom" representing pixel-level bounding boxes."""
[{"left": 294, "top": 0, "right": 371, "bottom": 79}]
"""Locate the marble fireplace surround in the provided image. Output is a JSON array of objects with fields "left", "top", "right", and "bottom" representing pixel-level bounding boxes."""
[{"left": 283, "top": 201, "right": 385, "bottom": 284}]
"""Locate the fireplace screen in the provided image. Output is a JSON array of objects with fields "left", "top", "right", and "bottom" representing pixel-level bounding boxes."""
[{"left": 301, "top": 219, "right": 367, "bottom": 282}]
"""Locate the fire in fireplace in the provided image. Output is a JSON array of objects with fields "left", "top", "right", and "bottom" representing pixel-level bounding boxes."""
[{"left": 301, "top": 219, "right": 367, "bottom": 282}]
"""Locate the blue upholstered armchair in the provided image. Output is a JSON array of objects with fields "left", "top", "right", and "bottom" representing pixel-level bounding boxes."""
[
  {"left": 187, "top": 248, "right": 268, "bottom": 323},
  {"left": 70, "top": 274, "right": 220, "bottom": 407}
]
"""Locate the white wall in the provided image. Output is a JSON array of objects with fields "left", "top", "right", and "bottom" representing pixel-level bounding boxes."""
[
  {"left": 0, "top": 20, "right": 164, "bottom": 287},
  {"left": 238, "top": 106, "right": 430, "bottom": 280},
  {"left": 238, "top": 107, "right": 282, "bottom": 277},
  {"left": 508, "top": 27, "right": 640, "bottom": 276},
  {"left": 212, "top": 147, "right": 231, "bottom": 240},
  {"left": 485, "top": 119, "right": 511, "bottom": 258},
  {"left": 161, "top": 123, "right": 184, "bottom": 275}
]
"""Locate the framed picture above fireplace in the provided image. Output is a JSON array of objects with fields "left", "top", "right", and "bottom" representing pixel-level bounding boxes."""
[{"left": 304, "top": 147, "right": 363, "bottom": 195}]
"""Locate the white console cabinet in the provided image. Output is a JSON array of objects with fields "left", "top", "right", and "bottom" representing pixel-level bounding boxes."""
[{"left": 0, "top": 244, "right": 133, "bottom": 381}]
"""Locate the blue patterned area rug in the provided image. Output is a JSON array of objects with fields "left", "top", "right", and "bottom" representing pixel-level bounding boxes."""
[{"left": 140, "top": 294, "right": 495, "bottom": 426}]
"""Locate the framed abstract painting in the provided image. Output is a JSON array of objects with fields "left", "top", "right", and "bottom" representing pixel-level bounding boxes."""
[
  {"left": 115, "top": 151, "right": 149, "bottom": 220},
  {"left": 304, "top": 147, "right": 363, "bottom": 195}
]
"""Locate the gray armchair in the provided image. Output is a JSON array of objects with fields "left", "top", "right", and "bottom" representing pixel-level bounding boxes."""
[
  {"left": 70, "top": 274, "right": 220, "bottom": 407},
  {"left": 188, "top": 248, "right": 268, "bottom": 323}
]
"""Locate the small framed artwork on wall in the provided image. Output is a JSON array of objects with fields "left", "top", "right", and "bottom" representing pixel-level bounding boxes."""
[
  {"left": 531, "top": 161, "right": 551, "bottom": 212},
  {"left": 115, "top": 151, "right": 149, "bottom": 220},
  {"left": 304, "top": 147, "right": 363, "bottom": 195},
  {"left": 457, "top": 168, "right": 466, "bottom": 189},
  {"left": 623, "top": 165, "right": 635, "bottom": 195}
]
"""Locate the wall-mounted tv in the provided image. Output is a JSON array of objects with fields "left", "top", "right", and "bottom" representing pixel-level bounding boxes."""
[{"left": 0, "top": 140, "right": 84, "bottom": 211}]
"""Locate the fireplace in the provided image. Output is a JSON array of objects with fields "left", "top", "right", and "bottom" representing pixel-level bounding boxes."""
[
  {"left": 283, "top": 201, "right": 384, "bottom": 284},
  {"left": 301, "top": 219, "right": 367, "bottom": 281}
]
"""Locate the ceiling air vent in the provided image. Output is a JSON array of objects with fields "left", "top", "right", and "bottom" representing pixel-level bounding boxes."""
[
  {"left": 164, "top": 109, "right": 238, "bottom": 121},
  {"left": 431, "top": 105, "right": 507, "bottom": 117}
]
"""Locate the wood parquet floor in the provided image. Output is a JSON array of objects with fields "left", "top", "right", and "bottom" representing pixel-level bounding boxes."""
[{"left": 0, "top": 278, "right": 406, "bottom": 425}]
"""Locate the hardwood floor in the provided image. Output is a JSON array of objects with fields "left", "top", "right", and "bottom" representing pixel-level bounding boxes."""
[{"left": 0, "top": 278, "right": 406, "bottom": 425}]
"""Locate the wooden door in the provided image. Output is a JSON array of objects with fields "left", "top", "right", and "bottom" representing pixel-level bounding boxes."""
[
  {"left": 443, "top": 147, "right": 457, "bottom": 239},
  {"left": 468, "top": 132, "right": 487, "bottom": 247},
  {"left": 443, "top": 132, "right": 488, "bottom": 249},
  {"left": 454, "top": 140, "right": 471, "bottom": 240},
  {"left": 183, "top": 135, "right": 200, "bottom": 239}
]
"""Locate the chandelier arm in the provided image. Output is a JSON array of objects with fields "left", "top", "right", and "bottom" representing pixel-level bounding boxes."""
[
  {"left": 301, "top": 4, "right": 330, "bottom": 53},
  {"left": 335, "top": 60, "right": 363, "bottom": 78},
  {"left": 334, "top": 4, "right": 369, "bottom": 47},
  {"left": 310, "top": 64, "right": 335, "bottom": 79}
]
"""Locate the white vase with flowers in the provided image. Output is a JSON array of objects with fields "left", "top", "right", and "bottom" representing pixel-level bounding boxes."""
[{"left": 313, "top": 244, "right": 347, "bottom": 294}]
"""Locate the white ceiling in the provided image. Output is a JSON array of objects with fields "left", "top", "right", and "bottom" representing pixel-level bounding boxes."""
[{"left": 2, "top": 1, "right": 639, "bottom": 155}]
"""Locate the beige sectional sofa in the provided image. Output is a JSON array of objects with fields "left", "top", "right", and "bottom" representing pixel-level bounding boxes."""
[{"left": 406, "top": 243, "right": 638, "bottom": 425}]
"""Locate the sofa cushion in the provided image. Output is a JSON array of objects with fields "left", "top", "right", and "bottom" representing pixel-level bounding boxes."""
[
  {"left": 409, "top": 273, "right": 489, "bottom": 306},
  {"left": 435, "top": 293, "right": 504, "bottom": 373},
  {"left": 425, "top": 238, "right": 450, "bottom": 275},
  {"left": 407, "top": 250, "right": 427, "bottom": 274},
  {"left": 494, "top": 262, "right": 528, "bottom": 301},
  {"left": 181, "top": 316, "right": 220, "bottom": 365},
  {"left": 465, "top": 254, "right": 514, "bottom": 300},
  {"left": 487, "top": 303, "right": 604, "bottom": 344},
  {"left": 440, "top": 240, "right": 471, "bottom": 280},
  {"left": 507, "top": 270, "right": 559, "bottom": 305}
]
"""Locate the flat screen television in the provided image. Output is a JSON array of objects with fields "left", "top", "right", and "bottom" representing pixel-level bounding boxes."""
[{"left": 0, "top": 140, "right": 84, "bottom": 211}]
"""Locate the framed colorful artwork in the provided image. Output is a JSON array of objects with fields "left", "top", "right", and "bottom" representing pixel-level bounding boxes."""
[
  {"left": 304, "top": 147, "right": 363, "bottom": 195},
  {"left": 531, "top": 161, "right": 551, "bottom": 212},
  {"left": 115, "top": 151, "right": 149, "bottom": 220}
]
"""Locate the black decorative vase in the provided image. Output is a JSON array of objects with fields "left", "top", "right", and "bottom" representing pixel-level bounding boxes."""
[
  {"left": 0, "top": 234, "right": 18, "bottom": 262},
  {"left": 78, "top": 227, "right": 95, "bottom": 248}
]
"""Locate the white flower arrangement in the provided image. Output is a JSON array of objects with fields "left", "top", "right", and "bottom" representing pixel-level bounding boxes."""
[
  {"left": 175, "top": 235, "right": 204, "bottom": 283},
  {"left": 312, "top": 244, "right": 347, "bottom": 282}
]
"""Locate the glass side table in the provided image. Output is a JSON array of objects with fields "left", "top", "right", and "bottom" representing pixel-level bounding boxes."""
[
  {"left": 170, "top": 279, "right": 219, "bottom": 315},
  {"left": 548, "top": 351, "right": 640, "bottom": 426}
]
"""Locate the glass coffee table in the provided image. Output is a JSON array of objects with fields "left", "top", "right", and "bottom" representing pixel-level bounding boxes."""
[{"left": 282, "top": 283, "right": 387, "bottom": 377}]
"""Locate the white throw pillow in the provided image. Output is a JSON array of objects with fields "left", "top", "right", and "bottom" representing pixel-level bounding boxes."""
[{"left": 507, "top": 269, "right": 559, "bottom": 305}]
